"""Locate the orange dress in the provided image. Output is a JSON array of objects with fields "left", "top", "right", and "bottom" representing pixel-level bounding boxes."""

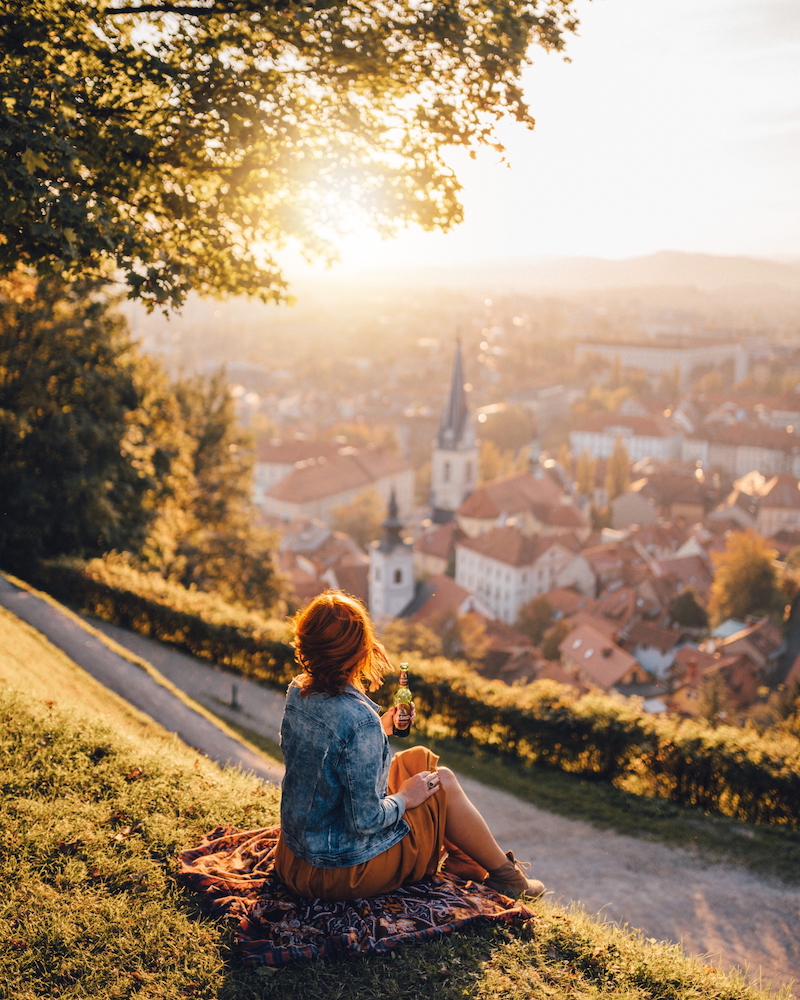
[{"left": 275, "top": 745, "right": 447, "bottom": 901}]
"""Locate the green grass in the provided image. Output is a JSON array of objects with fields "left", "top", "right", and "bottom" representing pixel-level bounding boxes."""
[
  {"left": 399, "top": 733, "right": 800, "bottom": 886},
  {"left": 0, "top": 607, "right": 792, "bottom": 1000}
]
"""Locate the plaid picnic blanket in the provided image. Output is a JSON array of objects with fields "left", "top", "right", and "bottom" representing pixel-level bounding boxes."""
[{"left": 179, "top": 826, "right": 536, "bottom": 967}]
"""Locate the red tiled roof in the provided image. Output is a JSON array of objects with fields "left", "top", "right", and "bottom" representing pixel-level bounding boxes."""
[
  {"left": 559, "top": 625, "right": 640, "bottom": 690},
  {"left": 656, "top": 554, "right": 713, "bottom": 594},
  {"left": 630, "top": 521, "right": 690, "bottom": 552},
  {"left": 545, "top": 588, "right": 596, "bottom": 616},
  {"left": 568, "top": 612, "right": 618, "bottom": 640},
  {"left": 594, "top": 585, "right": 640, "bottom": 625},
  {"left": 332, "top": 558, "right": 370, "bottom": 605},
  {"left": 534, "top": 660, "right": 586, "bottom": 694},
  {"left": 701, "top": 424, "right": 800, "bottom": 450},
  {"left": 759, "top": 475, "right": 800, "bottom": 510},
  {"left": 457, "top": 470, "right": 562, "bottom": 520},
  {"left": 482, "top": 618, "right": 534, "bottom": 650},
  {"left": 552, "top": 531, "right": 584, "bottom": 553},
  {"left": 540, "top": 503, "right": 587, "bottom": 528},
  {"left": 673, "top": 645, "right": 719, "bottom": 676},
  {"left": 410, "top": 574, "right": 473, "bottom": 624},
  {"left": 716, "top": 617, "right": 783, "bottom": 658},
  {"left": 457, "top": 526, "right": 567, "bottom": 568},
  {"left": 573, "top": 413, "right": 676, "bottom": 438},
  {"left": 256, "top": 438, "right": 340, "bottom": 464},
  {"left": 266, "top": 448, "right": 409, "bottom": 504},
  {"left": 626, "top": 620, "right": 683, "bottom": 652},
  {"left": 414, "top": 520, "right": 458, "bottom": 560},
  {"left": 635, "top": 473, "right": 707, "bottom": 507}
]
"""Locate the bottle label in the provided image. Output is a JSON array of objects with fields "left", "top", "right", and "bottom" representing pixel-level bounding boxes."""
[{"left": 395, "top": 701, "right": 412, "bottom": 729}]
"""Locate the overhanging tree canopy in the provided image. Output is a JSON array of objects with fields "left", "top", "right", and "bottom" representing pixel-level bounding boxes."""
[{"left": 0, "top": 0, "right": 579, "bottom": 307}]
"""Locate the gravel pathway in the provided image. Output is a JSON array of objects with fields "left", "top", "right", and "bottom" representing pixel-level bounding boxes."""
[{"left": 1, "top": 574, "right": 797, "bottom": 995}]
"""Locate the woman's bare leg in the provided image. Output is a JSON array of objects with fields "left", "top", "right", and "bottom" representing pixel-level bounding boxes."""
[{"left": 437, "top": 767, "right": 508, "bottom": 871}]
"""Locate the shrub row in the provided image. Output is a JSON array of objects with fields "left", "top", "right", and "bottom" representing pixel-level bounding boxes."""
[
  {"left": 28, "top": 557, "right": 298, "bottom": 687},
  {"left": 23, "top": 559, "right": 800, "bottom": 828},
  {"left": 402, "top": 654, "right": 800, "bottom": 829}
]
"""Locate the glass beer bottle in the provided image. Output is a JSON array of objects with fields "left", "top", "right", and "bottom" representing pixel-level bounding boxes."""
[{"left": 392, "top": 664, "right": 413, "bottom": 738}]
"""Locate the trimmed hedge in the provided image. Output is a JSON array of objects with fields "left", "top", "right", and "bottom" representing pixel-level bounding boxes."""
[
  {"left": 401, "top": 654, "right": 800, "bottom": 829},
  {"left": 22, "top": 558, "right": 800, "bottom": 829},
  {"left": 29, "top": 557, "right": 298, "bottom": 686}
]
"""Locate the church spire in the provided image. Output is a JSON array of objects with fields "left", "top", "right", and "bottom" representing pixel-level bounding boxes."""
[
  {"left": 378, "top": 488, "right": 403, "bottom": 552},
  {"left": 437, "top": 339, "right": 468, "bottom": 449}
]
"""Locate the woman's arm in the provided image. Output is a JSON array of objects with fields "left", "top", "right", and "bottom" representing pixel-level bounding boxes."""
[
  {"left": 343, "top": 720, "right": 407, "bottom": 838},
  {"left": 344, "top": 716, "right": 440, "bottom": 838}
]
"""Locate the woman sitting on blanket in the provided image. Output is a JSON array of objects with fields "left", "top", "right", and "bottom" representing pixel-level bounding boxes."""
[{"left": 274, "top": 590, "right": 545, "bottom": 902}]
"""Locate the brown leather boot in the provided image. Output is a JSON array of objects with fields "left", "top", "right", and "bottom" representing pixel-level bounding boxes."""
[{"left": 484, "top": 851, "right": 545, "bottom": 899}]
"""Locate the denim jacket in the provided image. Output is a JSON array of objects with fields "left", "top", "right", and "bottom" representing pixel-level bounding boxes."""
[{"left": 279, "top": 681, "right": 409, "bottom": 868}]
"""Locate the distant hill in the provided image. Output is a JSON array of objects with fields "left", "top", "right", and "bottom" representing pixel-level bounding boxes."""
[{"left": 356, "top": 251, "right": 800, "bottom": 293}]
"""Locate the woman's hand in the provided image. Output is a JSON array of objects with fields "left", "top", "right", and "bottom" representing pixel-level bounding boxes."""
[
  {"left": 380, "top": 703, "right": 417, "bottom": 736},
  {"left": 397, "top": 769, "right": 440, "bottom": 810}
]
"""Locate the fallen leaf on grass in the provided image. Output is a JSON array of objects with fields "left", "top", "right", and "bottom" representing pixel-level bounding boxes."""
[
  {"left": 113, "top": 819, "right": 144, "bottom": 842},
  {"left": 9, "top": 939, "right": 29, "bottom": 950},
  {"left": 87, "top": 865, "right": 102, "bottom": 879},
  {"left": 57, "top": 838, "right": 84, "bottom": 855},
  {"left": 125, "top": 766, "right": 144, "bottom": 782}
]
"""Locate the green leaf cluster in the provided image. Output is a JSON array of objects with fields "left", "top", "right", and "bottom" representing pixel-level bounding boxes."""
[
  {"left": 0, "top": 270, "right": 286, "bottom": 611},
  {"left": 709, "top": 530, "right": 781, "bottom": 625},
  {"left": 0, "top": 271, "right": 153, "bottom": 566},
  {"left": 0, "top": 0, "right": 580, "bottom": 307}
]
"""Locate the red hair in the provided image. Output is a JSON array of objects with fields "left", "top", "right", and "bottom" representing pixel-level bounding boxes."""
[{"left": 291, "top": 591, "right": 390, "bottom": 696}]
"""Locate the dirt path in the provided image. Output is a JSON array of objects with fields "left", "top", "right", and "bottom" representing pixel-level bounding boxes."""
[{"left": 1, "top": 575, "right": 797, "bottom": 995}]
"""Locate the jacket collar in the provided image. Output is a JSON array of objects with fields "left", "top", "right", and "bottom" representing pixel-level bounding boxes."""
[{"left": 344, "top": 682, "right": 381, "bottom": 713}]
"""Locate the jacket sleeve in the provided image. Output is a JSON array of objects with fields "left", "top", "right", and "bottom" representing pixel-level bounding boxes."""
[{"left": 342, "top": 718, "right": 407, "bottom": 838}]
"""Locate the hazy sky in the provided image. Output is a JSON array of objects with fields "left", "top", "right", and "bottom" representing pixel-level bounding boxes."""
[{"left": 300, "top": 0, "right": 800, "bottom": 274}]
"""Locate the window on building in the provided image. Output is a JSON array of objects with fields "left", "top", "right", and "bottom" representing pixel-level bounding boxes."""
[
  {"left": 444, "top": 461, "right": 451, "bottom": 482},
  {"left": 394, "top": 568, "right": 403, "bottom": 584}
]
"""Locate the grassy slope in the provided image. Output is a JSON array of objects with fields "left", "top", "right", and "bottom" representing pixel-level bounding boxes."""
[{"left": 0, "top": 607, "right": 788, "bottom": 1000}]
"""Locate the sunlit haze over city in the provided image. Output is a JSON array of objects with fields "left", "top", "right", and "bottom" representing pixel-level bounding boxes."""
[{"left": 293, "top": 0, "right": 800, "bottom": 277}]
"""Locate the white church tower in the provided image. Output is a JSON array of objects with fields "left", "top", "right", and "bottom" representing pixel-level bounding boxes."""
[
  {"left": 431, "top": 340, "right": 478, "bottom": 523},
  {"left": 369, "top": 490, "right": 414, "bottom": 621}
]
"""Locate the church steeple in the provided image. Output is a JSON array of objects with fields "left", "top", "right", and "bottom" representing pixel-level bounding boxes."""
[
  {"left": 378, "top": 488, "right": 403, "bottom": 552},
  {"left": 438, "top": 339, "right": 469, "bottom": 449},
  {"left": 369, "top": 490, "right": 414, "bottom": 620},
  {"left": 430, "top": 339, "right": 478, "bottom": 524}
]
